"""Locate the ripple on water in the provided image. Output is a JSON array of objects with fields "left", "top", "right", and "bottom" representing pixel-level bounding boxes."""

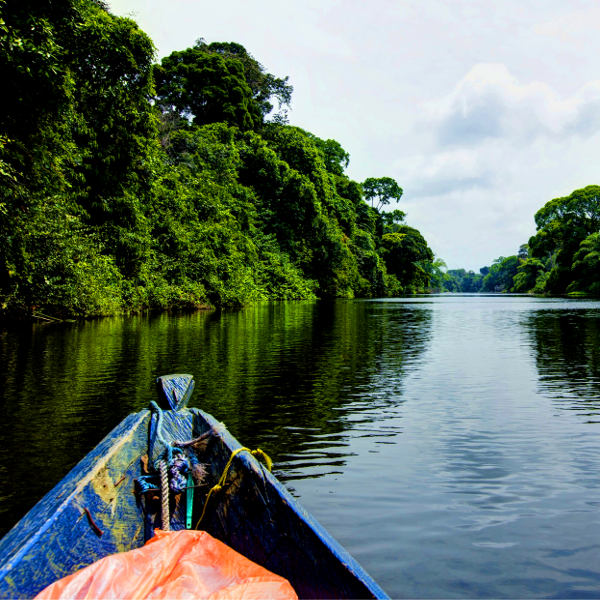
[{"left": 2, "top": 298, "right": 600, "bottom": 598}]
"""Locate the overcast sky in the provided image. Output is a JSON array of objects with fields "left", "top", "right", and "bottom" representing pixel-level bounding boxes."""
[{"left": 108, "top": 0, "right": 600, "bottom": 270}]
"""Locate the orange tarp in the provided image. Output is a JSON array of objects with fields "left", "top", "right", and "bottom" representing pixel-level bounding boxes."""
[{"left": 35, "top": 529, "right": 298, "bottom": 599}]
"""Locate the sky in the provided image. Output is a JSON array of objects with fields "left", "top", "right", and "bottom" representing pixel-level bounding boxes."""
[{"left": 108, "top": 0, "right": 600, "bottom": 270}]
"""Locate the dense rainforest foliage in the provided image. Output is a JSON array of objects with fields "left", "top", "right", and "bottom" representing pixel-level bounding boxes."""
[
  {"left": 2, "top": 0, "right": 596, "bottom": 319},
  {"left": 440, "top": 185, "right": 600, "bottom": 295},
  {"left": 0, "top": 0, "right": 437, "bottom": 320}
]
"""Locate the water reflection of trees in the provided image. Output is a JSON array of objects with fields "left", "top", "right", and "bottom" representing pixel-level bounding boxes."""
[
  {"left": 525, "top": 310, "right": 600, "bottom": 416},
  {"left": 0, "top": 301, "right": 432, "bottom": 535},
  {"left": 187, "top": 301, "right": 433, "bottom": 480}
]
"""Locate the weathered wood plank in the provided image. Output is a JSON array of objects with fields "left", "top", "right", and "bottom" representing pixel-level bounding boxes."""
[
  {"left": 155, "top": 374, "right": 195, "bottom": 410},
  {"left": 0, "top": 411, "right": 150, "bottom": 598}
]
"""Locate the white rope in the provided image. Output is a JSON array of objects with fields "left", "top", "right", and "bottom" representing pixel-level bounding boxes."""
[{"left": 157, "top": 459, "right": 170, "bottom": 531}]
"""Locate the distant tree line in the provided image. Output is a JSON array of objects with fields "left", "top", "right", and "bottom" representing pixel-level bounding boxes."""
[
  {"left": 0, "top": 0, "right": 437, "bottom": 319},
  {"left": 433, "top": 185, "right": 600, "bottom": 296}
]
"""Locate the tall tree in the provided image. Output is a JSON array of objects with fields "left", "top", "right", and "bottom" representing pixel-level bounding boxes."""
[
  {"left": 381, "top": 209, "right": 407, "bottom": 232},
  {"left": 199, "top": 41, "right": 292, "bottom": 122},
  {"left": 362, "top": 177, "right": 403, "bottom": 211},
  {"left": 154, "top": 41, "right": 292, "bottom": 131},
  {"left": 307, "top": 135, "right": 349, "bottom": 176}
]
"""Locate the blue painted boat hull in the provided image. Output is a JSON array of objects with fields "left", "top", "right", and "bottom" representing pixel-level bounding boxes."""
[{"left": 0, "top": 405, "right": 388, "bottom": 599}]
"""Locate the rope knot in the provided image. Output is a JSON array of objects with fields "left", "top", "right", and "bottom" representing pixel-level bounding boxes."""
[
  {"left": 168, "top": 453, "right": 190, "bottom": 493},
  {"left": 251, "top": 448, "right": 273, "bottom": 472}
]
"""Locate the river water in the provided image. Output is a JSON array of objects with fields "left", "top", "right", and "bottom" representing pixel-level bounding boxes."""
[{"left": 1, "top": 295, "right": 600, "bottom": 598}]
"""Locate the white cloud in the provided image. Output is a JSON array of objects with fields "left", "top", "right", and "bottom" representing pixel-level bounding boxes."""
[
  {"left": 533, "top": 5, "right": 600, "bottom": 43},
  {"left": 392, "top": 64, "right": 600, "bottom": 269},
  {"left": 428, "top": 63, "right": 600, "bottom": 147},
  {"left": 395, "top": 148, "right": 495, "bottom": 197},
  {"left": 401, "top": 63, "right": 600, "bottom": 205}
]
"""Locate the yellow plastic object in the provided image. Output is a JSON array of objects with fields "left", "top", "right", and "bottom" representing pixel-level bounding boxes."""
[{"left": 35, "top": 529, "right": 297, "bottom": 599}]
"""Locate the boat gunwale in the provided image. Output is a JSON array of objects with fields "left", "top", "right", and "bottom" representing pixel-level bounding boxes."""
[
  {"left": 0, "top": 405, "right": 389, "bottom": 599},
  {"left": 0, "top": 410, "right": 150, "bottom": 584},
  {"left": 192, "top": 406, "right": 389, "bottom": 599}
]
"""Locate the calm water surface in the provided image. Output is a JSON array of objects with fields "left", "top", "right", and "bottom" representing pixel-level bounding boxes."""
[{"left": 1, "top": 295, "right": 600, "bottom": 598}]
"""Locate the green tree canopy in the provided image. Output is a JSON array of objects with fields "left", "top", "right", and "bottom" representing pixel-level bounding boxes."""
[
  {"left": 307, "top": 135, "right": 350, "bottom": 175},
  {"left": 569, "top": 232, "right": 600, "bottom": 295},
  {"left": 0, "top": 0, "right": 159, "bottom": 314},
  {"left": 444, "top": 269, "right": 484, "bottom": 293},
  {"left": 512, "top": 258, "right": 545, "bottom": 293},
  {"left": 0, "top": 6, "right": 441, "bottom": 319},
  {"left": 381, "top": 209, "right": 407, "bottom": 232},
  {"left": 154, "top": 48, "right": 258, "bottom": 130},
  {"left": 154, "top": 41, "right": 292, "bottom": 131},
  {"left": 200, "top": 41, "right": 292, "bottom": 121},
  {"left": 380, "top": 226, "right": 434, "bottom": 290},
  {"left": 529, "top": 185, "right": 600, "bottom": 294},
  {"left": 424, "top": 257, "right": 450, "bottom": 292},
  {"left": 481, "top": 256, "right": 520, "bottom": 292},
  {"left": 362, "top": 177, "right": 403, "bottom": 211}
]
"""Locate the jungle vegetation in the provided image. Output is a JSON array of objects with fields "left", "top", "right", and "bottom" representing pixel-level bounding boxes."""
[
  {"left": 2, "top": 0, "right": 596, "bottom": 319},
  {"left": 440, "top": 185, "right": 600, "bottom": 296},
  {"left": 0, "top": 0, "right": 437, "bottom": 320}
]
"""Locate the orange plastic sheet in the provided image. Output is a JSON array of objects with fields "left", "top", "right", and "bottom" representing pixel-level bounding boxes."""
[{"left": 35, "top": 529, "right": 298, "bottom": 599}]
